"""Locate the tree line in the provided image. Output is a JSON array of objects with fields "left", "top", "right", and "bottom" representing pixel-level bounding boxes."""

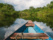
[{"left": 0, "top": 1, "right": 53, "bottom": 28}]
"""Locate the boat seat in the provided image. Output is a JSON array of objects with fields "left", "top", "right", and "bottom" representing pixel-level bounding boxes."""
[
  {"left": 10, "top": 33, "right": 49, "bottom": 39},
  {"left": 26, "top": 23, "right": 34, "bottom": 27}
]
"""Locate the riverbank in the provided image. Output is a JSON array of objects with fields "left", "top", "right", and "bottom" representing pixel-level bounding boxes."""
[{"left": 0, "top": 1, "right": 53, "bottom": 28}]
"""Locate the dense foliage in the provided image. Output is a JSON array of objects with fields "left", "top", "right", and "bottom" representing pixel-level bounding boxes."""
[
  {"left": 0, "top": 3, "right": 19, "bottom": 27},
  {"left": 0, "top": 1, "right": 53, "bottom": 28},
  {"left": 19, "top": 1, "right": 53, "bottom": 28}
]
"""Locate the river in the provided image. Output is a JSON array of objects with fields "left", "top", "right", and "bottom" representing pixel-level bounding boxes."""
[{"left": 0, "top": 18, "right": 53, "bottom": 40}]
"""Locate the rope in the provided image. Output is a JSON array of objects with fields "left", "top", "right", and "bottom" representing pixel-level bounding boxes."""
[
  {"left": 22, "top": 33, "right": 23, "bottom": 39},
  {"left": 15, "top": 33, "right": 24, "bottom": 40},
  {"left": 15, "top": 34, "right": 18, "bottom": 40}
]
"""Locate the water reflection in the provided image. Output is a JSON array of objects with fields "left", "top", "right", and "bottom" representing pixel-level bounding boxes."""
[
  {"left": 0, "top": 19, "right": 53, "bottom": 40},
  {"left": 0, "top": 18, "right": 28, "bottom": 40},
  {"left": 34, "top": 21, "right": 53, "bottom": 39},
  {"left": 0, "top": 27, "right": 7, "bottom": 40}
]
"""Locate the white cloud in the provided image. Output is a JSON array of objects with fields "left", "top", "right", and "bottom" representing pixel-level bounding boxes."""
[
  {"left": 4, "top": 18, "right": 28, "bottom": 38},
  {"left": 0, "top": 0, "right": 53, "bottom": 11},
  {"left": 34, "top": 21, "right": 53, "bottom": 38}
]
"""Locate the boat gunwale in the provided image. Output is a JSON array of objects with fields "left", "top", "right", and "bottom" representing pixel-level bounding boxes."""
[{"left": 4, "top": 21, "right": 28, "bottom": 40}]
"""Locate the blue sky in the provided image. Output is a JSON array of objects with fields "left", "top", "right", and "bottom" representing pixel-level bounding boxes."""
[{"left": 0, "top": 0, "right": 53, "bottom": 11}]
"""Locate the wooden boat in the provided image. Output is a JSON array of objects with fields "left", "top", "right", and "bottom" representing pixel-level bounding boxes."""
[{"left": 4, "top": 20, "right": 49, "bottom": 40}]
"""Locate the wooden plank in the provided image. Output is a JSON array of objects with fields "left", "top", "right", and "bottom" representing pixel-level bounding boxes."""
[
  {"left": 10, "top": 33, "right": 22, "bottom": 39},
  {"left": 10, "top": 33, "right": 49, "bottom": 39},
  {"left": 26, "top": 23, "right": 34, "bottom": 27},
  {"left": 23, "top": 33, "right": 49, "bottom": 39},
  {"left": 26, "top": 20, "right": 34, "bottom": 26}
]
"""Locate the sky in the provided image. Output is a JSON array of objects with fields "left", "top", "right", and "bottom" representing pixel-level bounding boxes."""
[{"left": 0, "top": 0, "right": 53, "bottom": 11}]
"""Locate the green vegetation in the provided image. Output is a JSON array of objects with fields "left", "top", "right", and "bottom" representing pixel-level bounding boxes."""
[
  {"left": 0, "top": 1, "right": 53, "bottom": 28},
  {"left": 0, "top": 3, "right": 19, "bottom": 27}
]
